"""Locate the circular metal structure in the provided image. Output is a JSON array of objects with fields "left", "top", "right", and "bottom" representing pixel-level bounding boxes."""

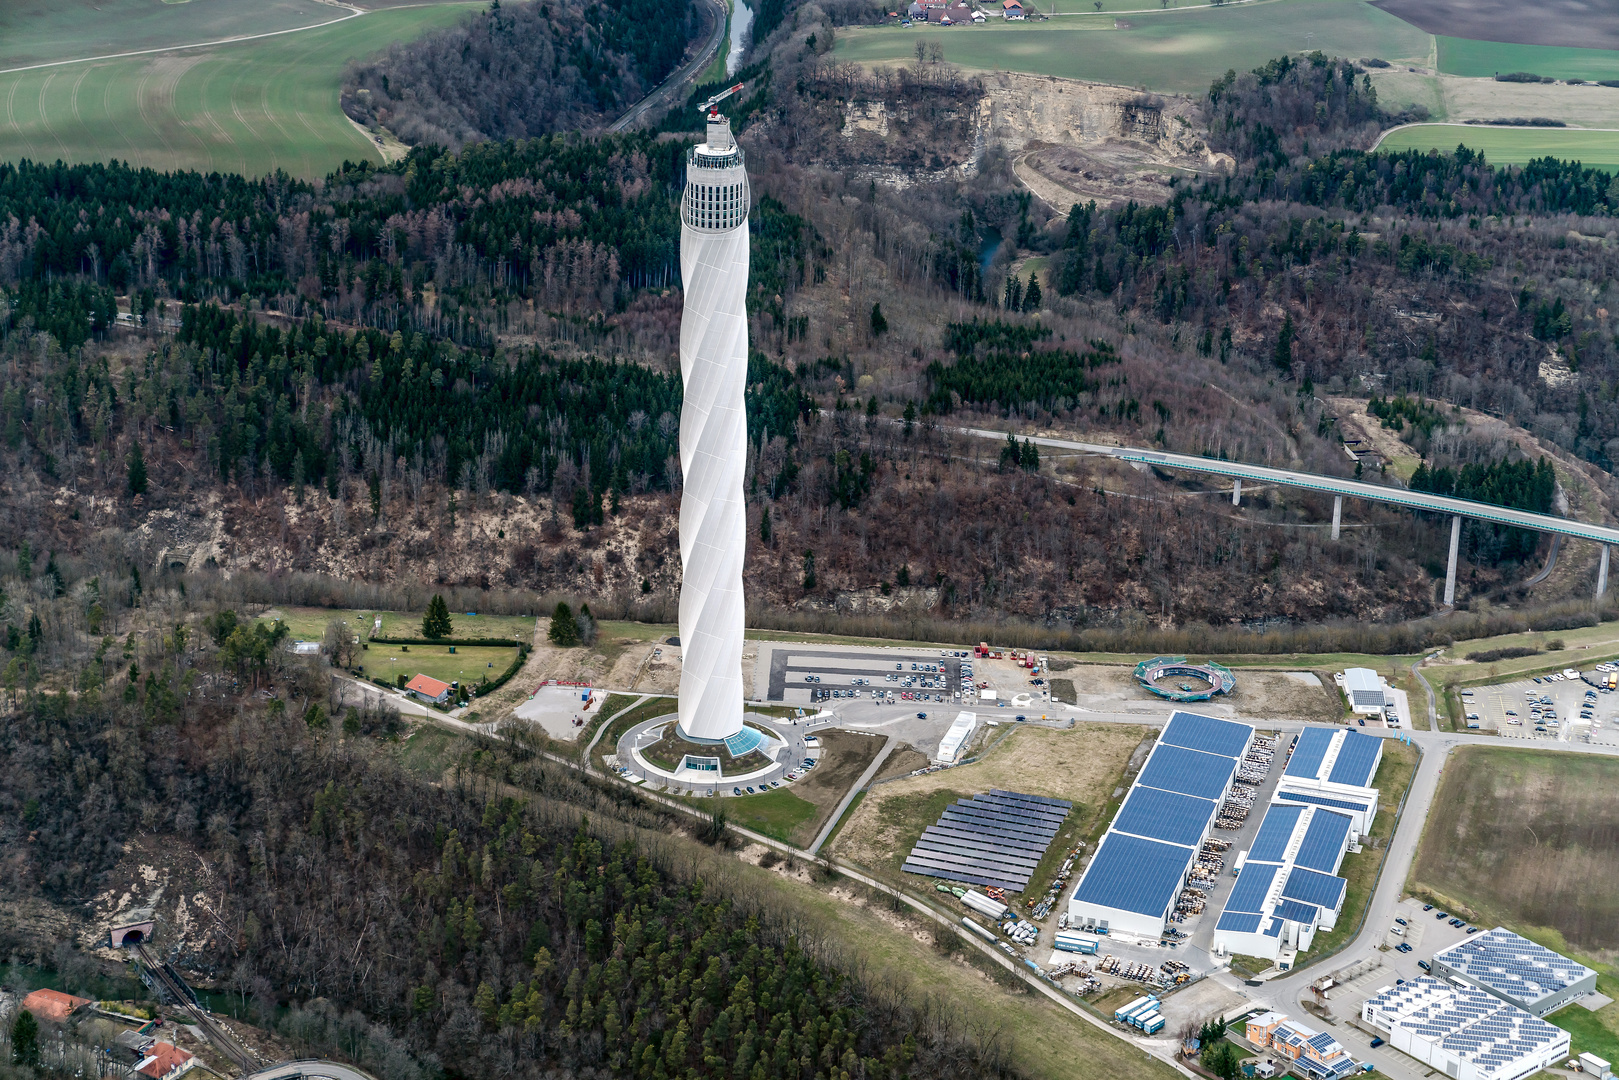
[{"left": 1133, "top": 655, "right": 1236, "bottom": 702}]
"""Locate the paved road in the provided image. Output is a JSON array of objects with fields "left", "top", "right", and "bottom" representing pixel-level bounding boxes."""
[
  {"left": 952, "top": 425, "right": 1619, "bottom": 548},
  {"left": 808, "top": 735, "right": 896, "bottom": 854},
  {"left": 242, "top": 1061, "right": 378, "bottom": 1080},
  {"left": 608, "top": 0, "right": 727, "bottom": 133}
]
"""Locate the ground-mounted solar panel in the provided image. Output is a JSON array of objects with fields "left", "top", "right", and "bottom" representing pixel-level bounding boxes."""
[
  {"left": 905, "top": 790, "right": 1069, "bottom": 891},
  {"left": 923, "top": 825, "right": 1048, "bottom": 854},
  {"left": 991, "top": 788, "right": 1073, "bottom": 809},
  {"left": 976, "top": 792, "right": 1071, "bottom": 819}
]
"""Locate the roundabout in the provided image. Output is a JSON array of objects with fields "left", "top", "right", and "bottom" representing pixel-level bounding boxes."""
[
  {"left": 612, "top": 712, "right": 812, "bottom": 796},
  {"left": 1133, "top": 655, "right": 1237, "bottom": 703}
]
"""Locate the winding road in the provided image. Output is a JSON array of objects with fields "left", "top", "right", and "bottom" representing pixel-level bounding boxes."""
[{"left": 608, "top": 0, "right": 729, "bottom": 133}]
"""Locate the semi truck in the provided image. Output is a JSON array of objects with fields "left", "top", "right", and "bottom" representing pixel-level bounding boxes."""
[{"left": 1053, "top": 931, "right": 1101, "bottom": 955}]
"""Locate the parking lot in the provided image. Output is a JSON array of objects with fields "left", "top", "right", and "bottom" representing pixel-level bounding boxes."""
[{"left": 1459, "top": 664, "right": 1619, "bottom": 744}]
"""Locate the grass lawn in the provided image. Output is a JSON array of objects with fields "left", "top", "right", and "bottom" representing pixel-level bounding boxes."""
[
  {"left": 590, "top": 695, "right": 676, "bottom": 766},
  {"left": 0, "top": 4, "right": 478, "bottom": 179},
  {"left": 257, "top": 606, "right": 534, "bottom": 643},
  {"left": 1300, "top": 738, "right": 1419, "bottom": 963},
  {"left": 834, "top": 0, "right": 1429, "bottom": 95},
  {"left": 396, "top": 723, "right": 465, "bottom": 776},
  {"left": 356, "top": 643, "right": 519, "bottom": 692},
  {"left": 716, "top": 787, "right": 821, "bottom": 842},
  {"left": 1436, "top": 37, "right": 1619, "bottom": 84},
  {"left": 1378, "top": 125, "right": 1619, "bottom": 173},
  {"left": 0, "top": 0, "right": 343, "bottom": 69}
]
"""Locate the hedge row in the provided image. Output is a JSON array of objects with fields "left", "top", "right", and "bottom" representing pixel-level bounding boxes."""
[
  {"left": 370, "top": 636, "right": 525, "bottom": 647},
  {"left": 472, "top": 645, "right": 533, "bottom": 698}
]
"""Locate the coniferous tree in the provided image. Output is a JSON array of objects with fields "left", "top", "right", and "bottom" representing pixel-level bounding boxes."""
[
  {"left": 422, "top": 595, "right": 454, "bottom": 639},
  {"left": 11, "top": 1008, "right": 39, "bottom": 1067},
  {"left": 1023, "top": 272, "right": 1042, "bottom": 311},
  {"left": 1273, "top": 312, "right": 1295, "bottom": 371},
  {"left": 869, "top": 302, "right": 888, "bottom": 336},
  {"left": 576, "top": 603, "right": 598, "bottom": 646},
  {"left": 548, "top": 602, "right": 580, "bottom": 647},
  {"left": 127, "top": 442, "right": 148, "bottom": 497}
]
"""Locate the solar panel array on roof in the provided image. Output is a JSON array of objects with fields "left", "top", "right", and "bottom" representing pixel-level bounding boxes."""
[
  {"left": 1275, "top": 789, "right": 1370, "bottom": 814},
  {"left": 1112, "top": 785, "right": 1218, "bottom": 848},
  {"left": 1364, "top": 977, "right": 1570, "bottom": 1079},
  {"left": 1217, "top": 911, "right": 1264, "bottom": 933},
  {"left": 1282, "top": 867, "right": 1346, "bottom": 911},
  {"left": 1225, "top": 861, "right": 1279, "bottom": 914},
  {"left": 903, "top": 790, "right": 1068, "bottom": 891},
  {"left": 1070, "top": 832, "right": 1197, "bottom": 918},
  {"left": 1295, "top": 809, "right": 1353, "bottom": 874},
  {"left": 1285, "top": 728, "right": 1335, "bottom": 779},
  {"left": 1326, "top": 731, "right": 1382, "bottom": 787},
  {"left": 1160, "top": 711, "right": 1254, "bottom": 759},
  {"left": 1248, "top": 803, "right": 1306, "bottom": 862},
  {"left": 1275, "top": 898, "right": 1320, "bottom": 925},
  {"left": 1138, "top": 743, "right": 1238, "bottom": 802},
  {"left": 1434, "top": 928, "right": 1597, "bottom": 1008}
]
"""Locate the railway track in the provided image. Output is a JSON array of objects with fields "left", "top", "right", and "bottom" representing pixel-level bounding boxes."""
[{"left": 132, "top": 942, "right": 255, "bottom": 1072}]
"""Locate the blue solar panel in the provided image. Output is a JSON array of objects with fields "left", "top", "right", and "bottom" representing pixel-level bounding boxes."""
[
  {"left": 914, "top": 838, "right": 1041, "bottom": 868},
  {"left": 1282, "top": 867, "right": 1346, "bottom": 910},
  {"left": 991, "top": 788, "right": 1073, "bottom": 809},
  {"left": 1070, "top": 832, "right": 1195, "bottom": 918},
  {"left": 1112, "top": 785, "right": 1218, "bottom": 847},
  {"left": 1327, "top": 731, "right": 1382, "bottom": 787},
  {"left": 1137, "top": 743, "right": 1238, "bottom": 802},
  {"left": 1225, "top": 861, "right": 1279, "bottom": 913},
  {"left": 1276, "top": 789, "right": 1370, "bottom": 814},
  {"left": 1285, "top": 728, "right": 1335, "bottom": 779},
  {"left": 1295, "top": 809, "right": 1353, "bottom": 874},
  {"left": 938, "top": 808, "right": 1052, "bottom": 840},
  {"left": 1217, "top": 911, "right": 1263, "bottom": 933},
  {"left": 1248, "top": 804, "right": 1306, "bottom": 862},
  {"left": 925, "top": 824, "right": 1047, "bottom": 852},
  {"left": 979, "top": 791, "right": 1071, "bottom": 818},
  {"left": 1159, "top": 711, "right": 1253, "bottom": 759},
  {"left": 1275, "top": 898, "right": 1319, "bottom": 925},
  {"left": 901, "top": 862, "right": 1025, "bottom": 890},
  {"left": 950, "top": 800, "right": 1062, "bottom": 829},
  {"left": 903, "top": 851, "right": 1031, "bottom": 882}
]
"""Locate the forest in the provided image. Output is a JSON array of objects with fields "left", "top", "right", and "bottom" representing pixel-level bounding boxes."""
[
  {"left": 341, "top": 0, "right": 700, "bottom": 149},
  {"left": 0, "top": 623, "right": 1020, "bottom": 1080}
]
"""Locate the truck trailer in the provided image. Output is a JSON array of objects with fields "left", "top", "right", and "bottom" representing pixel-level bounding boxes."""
[{"left": 1053, "top": 931, "right": 1101, "bottom": 955}]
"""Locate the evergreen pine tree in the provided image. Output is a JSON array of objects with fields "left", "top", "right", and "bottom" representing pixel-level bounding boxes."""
[
  {"left": 801, "top": 550, "right": 816, "bottom": 591},
  {"left": 11, "top": 1007, "right": 39, "bottom": 1067},
  {"left": 1023, "top": 272, "right": 1042, "bottom": 311},
  {"left": 576, "top": 603, "right": 598, "bottom": 646},
  {"left": 422, "top": 594, "right": 454, "bottom": 639},
  {"left": 1273, "top": 313, "right": 1295, "bottom": 371},
  {"left": 548, "top": 602, "right": 580, "bottom": 647},
  {"left": 759, "top": 506, "right": 771, "bottom": 544},
  {"left": 127, "top": 441, "right": 148, "bottom": 497},
  {"left": 869, "top": 302, "right": 888, "bottom": 336}
]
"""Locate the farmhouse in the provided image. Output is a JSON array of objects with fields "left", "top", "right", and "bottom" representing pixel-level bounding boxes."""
[
  {"left": 1002, "top": 0, "right": 1024, "bottom": 18},
  {"left": 405, "top": 673, "right": 453, "bottom": 705},
  {"left": 134, "top": 1041, "right": 196, "bottom": 1080}
]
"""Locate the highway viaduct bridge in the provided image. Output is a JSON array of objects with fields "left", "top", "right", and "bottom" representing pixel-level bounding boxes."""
[{"left": 958, "top": 427, "right": 1619, "bottom": 606}]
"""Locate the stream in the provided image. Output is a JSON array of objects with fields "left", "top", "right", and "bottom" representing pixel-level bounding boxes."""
[{"left": 727, "top": 0, "right": 753, "bottom": 76}]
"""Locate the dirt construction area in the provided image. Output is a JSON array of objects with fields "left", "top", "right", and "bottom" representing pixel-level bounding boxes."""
[
  {"left": 831, "top": 724, "right": 1148, "bottom": 886},
  {"left": 1054, "top": 663, "right": 1345, "bottom": 723},
  {"left": 1409, "top": 746, "right": 1619, "bottom": 961}
]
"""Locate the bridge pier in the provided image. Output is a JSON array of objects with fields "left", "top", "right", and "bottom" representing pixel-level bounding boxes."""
[
  {"left": 1444, "top": 515, "right": 1463, "bottom": 607},
  {"left": 1331, "top": 495, "right": 1342, "bottom": 540},
  {"left": 1599, "top": 544, "right": 1610, "bottom": 600},
  {"left": 1232, "top": 478, "right": 1242, "bottom": 506}
]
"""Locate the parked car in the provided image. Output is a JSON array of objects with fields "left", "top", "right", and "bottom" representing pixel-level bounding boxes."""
[
  {"left": 917, "top": 712, "right": 928, "bottom": 719},
  {"left": 1467, "top": 926, "right": 1481, "bottom": 934},
  {"left": 1423, "top": 904, "right": 1434, "bottom": 911},
  {"left": 1418, "top": 960, "right": 1431, "bottom": 971},
  {"left": 1395, "top": 917, "right": 1408, "bottom": 925},
  {"left": 1397, "top": 942, "right": 1413, "bottom": 953},
  {"left": 1369, "top": 1038, "right": 1385, "bottom": 1048},
  {"left": 1436, "top": 911, "right": 1450, "bottom": 919}
]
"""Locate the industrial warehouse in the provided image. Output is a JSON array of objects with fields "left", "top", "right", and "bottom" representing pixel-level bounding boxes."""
[
  {"left": 1210, "top": 728, "right": 1382, "bottom": 963},
  {"left": 1272, "top": 726, "right": 1384, "bottom": 834},
  {"left": 1431, "top": 928, "right": 1599, "bottom": 1017},
  {"left": 1361, "top": 977, "right": 1571, "bottom": 1080},
  {"left": 1067, "top": 712, "right": 1258, "bottom": 939}
]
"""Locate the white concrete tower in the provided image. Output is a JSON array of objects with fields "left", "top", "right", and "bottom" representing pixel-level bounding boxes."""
[{"left": 676, "top": 105, "right": 750, "bottom": 744}]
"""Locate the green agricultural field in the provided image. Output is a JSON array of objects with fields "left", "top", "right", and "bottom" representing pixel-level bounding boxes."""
[
  {"left": 1378, "top": 124, "right": 1619, "bottom": 173},
  {"left": 0, "top": 0, "right": 345, "bottom": 70},
  {"left": 1436, "top": 37, "right": 1619, "bottom": 83},
  {"left": 0, "top": 4, "right": 478, "bottom": 179},
  {"left": 833, "top": 0, "right": 1430, "bottom": 95}
]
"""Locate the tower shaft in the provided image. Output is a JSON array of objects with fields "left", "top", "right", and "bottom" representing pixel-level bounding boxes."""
[{"left": 676, "top": 114, "right": 750, "bottom": 744}]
